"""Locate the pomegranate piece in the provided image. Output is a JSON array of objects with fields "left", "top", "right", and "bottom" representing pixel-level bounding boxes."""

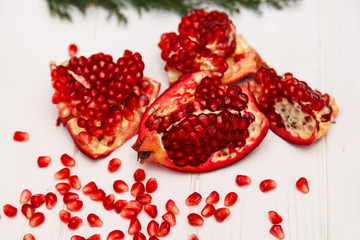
[
  {"left": 224, "top": 192, "right": 238, "bottom": 206},
  {"left": 103, "top": 194, "right": 115, "bottom": 210},
  {"left": 201, "top": 204, "right": 215, "bottom": 217},
  {"left": 187, "top": 213, "right": 204, "bottom": 226},
  {"left": 21, "top": 204, "right": 35, "bottom": 219},
  {"left": 29, "top": 212, "right": 45, "bottom": 227},
  {"left": 87, "top": 213, "right": 103, "bottom": 227},
  {"left": 3, "top": 204, "right": 17, "bottom": 217},
  {"left": 108, "top": 158, "right": 121, "bottom": 172},
  {"left": 206, "top": 191, "right": 219, "bottom": 204},
  {"left": 83, "top": 181, "right": 98, "bottom": 194},
  {"left": 37, "top": 156, "right": 51, "bottom": 168},
  {"left": 214, "top": 207, "right": 230, "bottom": 222},
  {"left": 162, "top": 211, "right": 176, "bottom": 227},
  {"left": 50, "top": 50, "right": 161, "bottom": 159},
  {"left": 133, "top": 71, "right": 269, "bottom": 172},
  {"left": 45, "top": 192, "right": 57, "bottom": 210},
  {"left": 68, "top": 216, "right": 82, "bottom": 230},
  {"left": 145, "top": 178, "right": 158, "bottom": 193},
  {"left": 235, "top": 174, "right": 251, "bottom": 186},
  {"left": 259, "top": 179, "right": 277, "bottom": 193},
  {"left": 20, "top": 189, "right": 32, "bottom": 204},
  {"left": 55, "top": 167, "right": 71, "bottom": 180},
  {"left": 13, "top": 131, "right": 29, "bottom": 141},
  {"left": 268, "top": 211, "right": 283, "bottom": 224},
  {"left": 296, "top": 177, "right": 310, "bottom": 194},
  {"left": 107, "top": 230, "right": 125, "bottom": 240},
  {"left": 189, "top": 234, "right": 199, "bottom": 240},
  {"left": 71, "top": 236, "right": 85, "bottom": 240},
  {"left": 147, "top": 220, "right": 159, "bottom": 236},
  {"left": 60, "top": 153, "right": 76, "bottom": 167},
  {"left": 69, "top": 175, "right": 82, "bottom": 190},
  {"left": 165, "top": 199, "right": 179, "bottom": 215},
  {"left": 248, "top": 67, "right": 339, "bottom": 145},
  {"left": 144, "top": 204, "right": 158, "bottom": 218},
  {"left": 133, "top": 232, "right": 146, "bottom": 240},
  {"left": 59, "top": 209, "right": 71, "bottom": 223},
  {"left": 156, "top": 221, "right": 170, "bottom": 237},
  {"left": 23, "top": 233, "right": 36, "bottom": 240},
  {"left": 131, "top": 182, "right": 145, "bottom": 198},
  {"left": 90, "top": 189, "right": 106, "bottom": 201},
  {"left": 87, "top": 234, "right": 101, "bottom": 240},
  {"left": 270, "top": 225, "right": 285, "bottom": 240},
  {"left": 69, "top": 44, "right": 78, "bottom": 57},
  {"left": 30, "top": 194, "right": 46, "bottom": 208},
  {"left": 186, "top": 192, "right": 202, "bottom": 206},
  {"left": 133, "top": 168, "right": 146, "bottom": 182},
  {"left": 66, "top": 199, "right": 83, "bottom": 211},
  {"left": 128, "top": 218, "right": 142, "bottom": 235},
  {"left": 113, "top": 180, "right": 129, "bottom": 193}
]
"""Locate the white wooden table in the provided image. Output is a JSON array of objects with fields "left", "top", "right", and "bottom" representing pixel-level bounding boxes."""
[{"left": 0, "top": 0, "right": 359, "bottom": 239}]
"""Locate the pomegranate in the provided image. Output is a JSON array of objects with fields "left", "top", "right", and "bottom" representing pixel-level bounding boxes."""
[
  {"left": 50, "top": 50, "right": 160, "bottom": 159},
  {"left": 133, "top": 71, "right": 269, "bottom": 172},
  {"left": 158, "top": 9, "right": 266, "bottom": 85},
  {"left": 248, "top": 67, "right": 339, "bottom": 145}
]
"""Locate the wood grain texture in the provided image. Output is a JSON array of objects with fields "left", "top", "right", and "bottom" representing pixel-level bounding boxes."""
[{"left": 0, "top": 0, "right": 359, "bottom": 239}]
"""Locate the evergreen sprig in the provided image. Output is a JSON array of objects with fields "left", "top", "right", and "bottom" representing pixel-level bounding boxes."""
[{"left": 46, "top": 0, "right": 297, "bottom": 23}]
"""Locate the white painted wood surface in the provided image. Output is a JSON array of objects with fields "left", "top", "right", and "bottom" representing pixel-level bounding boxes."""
[{"left": 0, "top": 0, "right": 359, "bottom": 239}]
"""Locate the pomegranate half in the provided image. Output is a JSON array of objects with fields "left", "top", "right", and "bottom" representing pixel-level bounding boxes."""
[
  {"left": 133, "top": 71, "right": 269, "bottom": 172},
  {"left": 50, "top": 50, "right": 160, "bottom": 159}
]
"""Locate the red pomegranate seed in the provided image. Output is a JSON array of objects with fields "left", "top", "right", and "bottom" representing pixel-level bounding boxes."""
[
  {"left": 186, "top": 192, "right": 202, "bottom": 206},
  {"left": 133, "top": 232, "right": 146, "bottom": 240},
  {"left": 56, "top": 182, "right": 71, "bottom": 195},
  {"left": 187, "top": 213, "right": 204, "bottom": 226},
  {"left": 30, "top": 194, "right": 46, "bottom": 208},
  {"left": 68, "top": 216, "right": 82, "bottom": 229},
  {"left": 107, "top": 230, "right": 125, "bottom": 240},
  {"left": 114, "top": 199, "right": 128, "bottom": 214},
  {"left": 149, "top": 237, "right": 159, "bottom": 240},
  {"left": 69, "top": 175, "right": 82, "bottom": 190},
  {"left": 113, "top": 180, "right": 129, "bottom": 193},
  {"left": 165, "top": 199, "right": 179, "bottom": 215},
  {"left": 87, "top": 234, "right": 101, "bottom": 240},
  {"left": 66, "top": 199, "right": 83, "bottom": 211},
  {"left": 87, "top": 213, "right": 103, "bottom": 227},
  {"left": 214, "top": 207, "right": 230, "bottom": 222},
  {"left": 268, "top": 211, "right": 283, "bottom": 224},
  {"left": 63, "top": 192, "right": 79, "bottom": 203},
  {"left": 71, "top": 236, "right": 85, "bottom": 240},
  {"left": 144, "top": 204, "right": 158, "bottom": 218},
  {"left": 131, "top": 182, "right": 145, "bottom": 198},
  {"left": 147, "top": 220, "right": 159, "bottom": 236},
  {"left": 14, "top": 131, "right": 29, "bottom": 141},
  {"left": 236, "top": 175, "right": 252, "bottom": 186},
  {"left": 206, "top": 191, "right": 219, "bottom": 204},
  {"left": 90, "top": 189, "right": 106, "bottom": 201},
  {"left": 69, "top": 44, "right": 78, "bottom": 57},
  {"left": 103, "top": 194, "right": 115, "bottom": 210},
  {"left": 224, "top": 192, "right": 238, "bottom": 206},
  {"left": 270, "top": 225, "right": 285, "bottom": 239},
  {"left": 145, "top": 178, "right": 158, "bottom": 193},
  {"left": 29, "top": 212, "right": 45, "bottom": 227},
  {"left": 3, "top": 204, "right": 17, "bottom": 217},
  {"left": 201, "top": 204, "right": 215, "bottom": 217},
  {"left": 59, "top": 210, "right": 71, "bottom": 223},
  {"left": 126, "top": 200, "right": 143, "bottom": 213},
  {"left": 128, "top": 218, "right": 142, "bottom": 235},
  {"left": 133, "top": 169, "right": 146, "bottom": 182},
  {"left": 21, "top": 204, "right": 35, "bottom": 219},
  {"left": 108, "top": 158, "right": 121, "bottom": 172},
  {"left": 54, "top": 167, "right": 70, "bottom": 180},
  {"left": 156, "top": 221, "right": 170, "bottom": 237},
  {"left": 136, "top": 193, "right": 152, "bottom": 205},
  {"left": 189, "top": 234, "right": 199, "bottom": 240},
  {"left": 37, "top": 156, "right": 51, "bottom": 168},
  {"left": 259, "top": 179, "right": 277, "bottom": 192},
  {"left": 23, "top": 233, "right": 36, "bottom": 240},
  {"left": 121, "top": 208, "right": 138, "bottom": 219},
  {"left": 60, "top": 153, "right": 76, "bottom": 167},
  {"left": 20, "top": 189, "right": 32, "bottom": 204},
  {"left": 296, "top": 177, "right": 310, "bottom": 194},
  {"left": 162, "top": 212, "right": 176, "bottom": 227},
  {"left": 83, "top": 181, "right": 98, "bottom": 194},
  {"left": 45, "top": 192, "right": 57, "bottom": 210}
]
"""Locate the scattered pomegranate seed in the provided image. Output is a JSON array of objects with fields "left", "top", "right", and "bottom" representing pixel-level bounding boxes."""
[
  {"left": 259, "top": 179, "right": 277, "bottom": 192},
  {"left": 71, "top": 236, "right": 85, "bottom": 240},
  {"left": 3, "top": 204, "right": 17, "bottom": 217},
  {"left": 20, "top": 189, "right": 32, "bottom": 204},
  {"left": 224, "top": 192, "right": 238, "bottom": 206},
  {"left": 107, "top": 230, "right": 125, "bottom": 240},
  {"left": 45, "top": 192, "right": 57, "bottom": 210},
  {"left": 55, "top": 167, "right": 71, "bottom": 180},
  {"left": 69, "top": 175, "right": 82, "bottom": 190},
  {"left": 126, "top": 200, "right": 143, "bottom": 213},
  {"left": 214, "top": 207, "right": 231, "bottom": 222},
  {"left": 144, "top": 204, "right": 158, "bottom": 218},
  {"left": 165, "top": 199, "right": 179, "bottom": 215},
  {"left": 236, "top": 175, "right": 252, "bottom": 186},
  {"left": 114, "top": 199, "right": 128, "bottom": 214},
  {"left": 296, "top": 177, "right": 310, "bottom": 194},
  {"left": 68, "top": 216, "right": 82, "bottom": 229},
  {"left": 133, "top": 232, "right": 146, "bottom": 240},
  {"left": 189, "top": 234, "right": 199, "bottom": 240},
  {"left": 59, "top": 209, "right": 71, "bottom": 223},
  {"left": 128, "top": 218, "right": 142, "bottom": 235},
  {"left": 136, "top": 193, "right": 152, "bottom": 205},
  {"left": 147, "top": 220, "right": 159, "bottom": 236},
  {"left": 206, "top": 191, "right": 220, "bottom": 204},
  {"left": 87, "top": 213, "right": 103, "bottom": 227},
  {"left": 186, "top": 192, "right": 202, "bottom": 206},
  {"left": 121, "top": 208, "right": 138, "bottom": 219},
  {"left": 268, "top": 211, "right": 283, "bottom": 224},
  {"left": 90, "top": 189, "right": 106, "bottom": 201},
  {"left": 113, "top": 180, "right": 129, "bottom": 193},
  {"left": 21, "top": 204, "right": 35, "bottom": 219},
  {"left": 30, "top": 194, "right": 46, "bottom": 208},
  {"left": 103, "top": 194, "right": 115, "bottom": 210},
  {"left": 83, "top": 181, "right": 98, "bottom": 194},
  {"left": 66, "top": 199, "right": 83, "bottom": 211},
  {"left": 149, "top": 237, "right": 159, "bottom": 240},
  {"left": 156, "top": 221, "right": 170, "bottom": 237},
  {"left": 69, "top": 44, "right": 78, "bottom": 57},
  {"left": 23, "top": 233, "right": 36, "bottom": 240},
  {"left": 87, "top": 234, "right": 101, "bottom": 240},
  {"left": 63, "top": 192, "right": 79, "bottom": 203},
  {"left": 60, "top": 153, "right": 76, "bottom": 167},
  {"left": 107, "top": 158, "right": 121, "bottom": 172},
  {"left": 145, "top": 178, "right": 158, "bottom": 193},
  {"left": 37, "top": 156, "right": 51, "bottom": 168},
  {"left": 133, "top": 168, "right": 146, "bottom": 182},
  {"left": 13, "top": 131, "right": 29, "bottom": 141},
  {"left": 55, "top": 182, "right": 71, "bottom": 195},
  {"left": 29, "top": 212, "right": 45, "bottom": 227},
  {"left": 162, "top": 211, "right": 176, "bottom": 227},
  {"left": 270, "top": 225, "right": 285, "bottom": 240},
  {"left": 131, "top": 182, "right": 145, "bottom": 198},
  {"left": 201, "top": 204, "right": 215, "bottom": 217},
  {"left": 187, "top": 213, "right": 204, "bottom": 226}
]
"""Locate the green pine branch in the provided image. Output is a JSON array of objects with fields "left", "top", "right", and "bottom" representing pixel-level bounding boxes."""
[{"left": 46, "top": 0, "right": 297, "bottom": 23}]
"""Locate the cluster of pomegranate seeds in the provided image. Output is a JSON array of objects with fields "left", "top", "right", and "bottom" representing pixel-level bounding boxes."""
[{"left": 13, "top": 131, "right": 29, "bottom": 141}]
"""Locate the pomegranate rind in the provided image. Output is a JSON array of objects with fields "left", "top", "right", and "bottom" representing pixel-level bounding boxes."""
[{"left": 133, "top": 71, "right": 269, "bottom": 172}]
